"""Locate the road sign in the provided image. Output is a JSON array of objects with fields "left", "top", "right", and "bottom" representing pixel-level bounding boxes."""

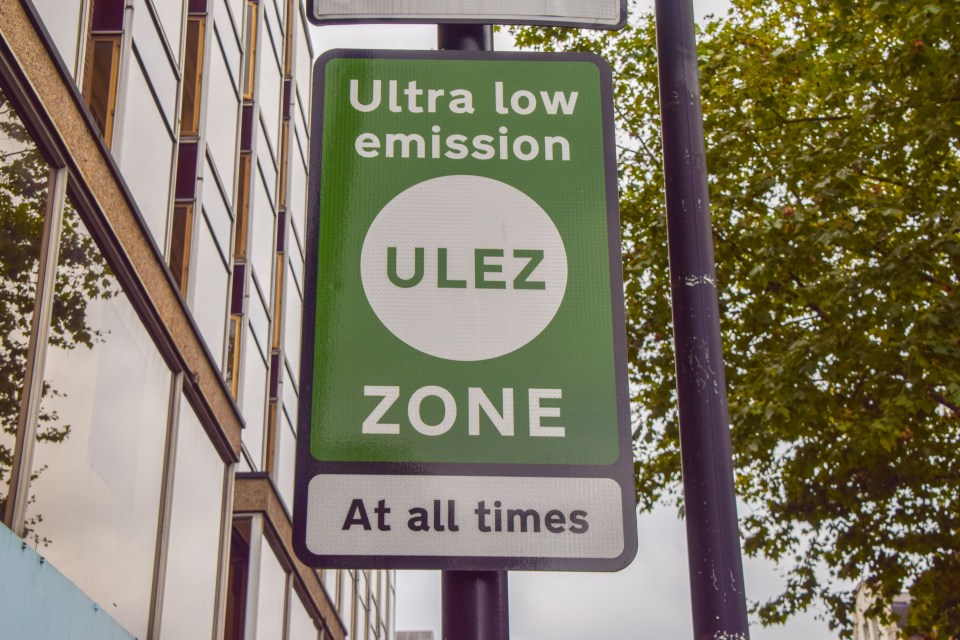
[
  {"left": 307, "top": 0, "right": 627, "bottom": 29},
  {"left": 293, "top": 49, "right": 636, "bottom": 571}
]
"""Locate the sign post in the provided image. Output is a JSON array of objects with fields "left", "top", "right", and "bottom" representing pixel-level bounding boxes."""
[
  {"left": 293, "top": 48, "right": 636, "bottom": 575},
  {"left": 434, "top": 24, "right": 508, "bottom": 640}
]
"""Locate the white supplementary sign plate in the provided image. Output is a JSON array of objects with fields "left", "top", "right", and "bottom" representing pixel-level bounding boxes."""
[
  {"left": 304, "top": 475, "right": 626, "bottom": 559},
  {"left": 308, "top": 0, "right": 627, "bottom": 29}
]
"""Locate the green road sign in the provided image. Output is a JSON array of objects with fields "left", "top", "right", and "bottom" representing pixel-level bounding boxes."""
[{"left": 293, "top": 50, "right": 636, "bottom": 571}]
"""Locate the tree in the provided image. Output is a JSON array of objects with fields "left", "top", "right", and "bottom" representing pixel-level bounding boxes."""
[{"left": 515, "top": 0, "right": 960, "bottom": 636}]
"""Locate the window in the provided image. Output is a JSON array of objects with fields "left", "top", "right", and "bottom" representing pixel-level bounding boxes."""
[
  {"left": 240, "top": 324, "right": 267, "bottom": 467},
  {"left": 160, "top": 395, "right": 229, "bottom": 640},
  {"left": 31, "top": 0, "right": 86, "bottom": 77},
  {"left": 25, "top": 198, "right": 174, "bottom": 639},
  {"left": 0, "top": 86, "right": 50, "bottom": 521},
  {"left": 235, "top": 153, "right": 252, "bottom": 260},
  {"left": 190, "top": 211, "right": 231, "bottom": 360},
  {"left": 149, "top": 0, "right": 186, "bottom": 60},
  {"left": 255, "top": 536, "right": 289, "bottom": 640},
  {"left": 224, "top": 519, "right": 252, "bottom": 640},
  {"left": 114, "top": 58, "right": 175, "bottom": 246},
  {"left": 170, "top": 203, "right": 194, "bottom": 293},
  {"left": 83, "top": 36, "right": 122, "bottom": 144},
  {"left": 288, "top": 587, "right": 319, "bottom": 640},
  {"left": 340, "top": 571, "right": 355, "bottom": 639},
  {"left": 273, "top": 252, "right": 284, "bottom": 349},
  {"left": 277, "top": 117, "right": 290, "bottom": 210},
  {"left": 180, "top": 16, "right": 206, "bottom": 137},
  {"left": 226, "top": 313, "right": 243, "bottom": 397},
  {"left": 82, "top": 0, "right": 125, "bottom": 146},
  {"left": 205, "top": 41, "right": 240, "bottom": 191},
  {"left": 276, "top": 408, "right": 295, "bottom": 507},
  {"left": 242, "top": 1, "right": 259, "bottom": 101}
]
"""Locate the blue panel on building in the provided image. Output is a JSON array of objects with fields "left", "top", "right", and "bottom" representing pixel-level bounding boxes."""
[{"left": 0, "top": 524, "right": 135, "bottom": 640}]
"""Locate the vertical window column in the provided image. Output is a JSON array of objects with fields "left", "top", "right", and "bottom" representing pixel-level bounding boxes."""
[
  {"left": 265, "top": 0, "right": 297, "bottom": 508},
  {"left": 227, "top": 0, "right": 262, "bottom": 470},
  {"left": 169, "top": 0, "right": 210, "bottom": 295}
]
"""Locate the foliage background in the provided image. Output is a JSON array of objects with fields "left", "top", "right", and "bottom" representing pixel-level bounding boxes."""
[{"left": 515, "top": 0, "right": 959, "bottom": 636}]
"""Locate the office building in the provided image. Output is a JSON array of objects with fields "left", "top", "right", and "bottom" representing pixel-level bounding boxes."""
[{"left": 0, "top": 0, "right": 394, "bottom": 637}]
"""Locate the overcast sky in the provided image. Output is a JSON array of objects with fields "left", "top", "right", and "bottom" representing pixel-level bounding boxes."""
[{"left": 307, "top": 1, "right": 837, "bottom": 637}]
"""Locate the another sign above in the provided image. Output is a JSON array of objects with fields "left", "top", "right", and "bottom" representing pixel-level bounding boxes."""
[
  {"left": 307, "top": 0, "right": 627, "bottom": 29},
  {"left": 293, "top": 49, "right": 636, "bottom": 572}
]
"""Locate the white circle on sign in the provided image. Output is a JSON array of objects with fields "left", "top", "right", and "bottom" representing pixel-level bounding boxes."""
[{"left": 360, "top": 175, "right": 568, "bottom": 361}]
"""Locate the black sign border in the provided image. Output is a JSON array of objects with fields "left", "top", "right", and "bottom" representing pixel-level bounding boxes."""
[
  {"left": 293, "top": 49, "right": 636, "bottom": 572},
  {"left": 305, "top": 0, "right": 628, "bottom": 30}
]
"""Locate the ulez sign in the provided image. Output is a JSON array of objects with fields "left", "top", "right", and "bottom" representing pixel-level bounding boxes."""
[{"left": 293, "top": 49, "right": 637, "bottom": 571}]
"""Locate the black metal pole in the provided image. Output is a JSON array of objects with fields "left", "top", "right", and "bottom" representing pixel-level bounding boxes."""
[
  {"left": 654, "top": 0, "right": 751, "bottom": 638},
  {"left": 436, "top": 22, "right": 508, "bottom": 640},
  {"left": 441, "top": 570, "right": 509, "bottom": 640},
  {"left": 438, "top": 23, "right": 493, "bottom": 51}
]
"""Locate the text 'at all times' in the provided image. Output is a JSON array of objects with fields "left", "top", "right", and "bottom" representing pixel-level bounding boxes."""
[{"left": 342, "top": 499, "right": 589, "bottom": 534}]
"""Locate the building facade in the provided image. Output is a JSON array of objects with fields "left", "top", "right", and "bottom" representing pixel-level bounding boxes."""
[
  {"left": 0, "top": 0, "right": 394, "bottom": 638},
  {"left": 853, "top": 584, "right": 918, "bottom": 640}
]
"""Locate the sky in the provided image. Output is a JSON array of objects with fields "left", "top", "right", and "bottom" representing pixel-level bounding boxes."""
[{"left": 306, "top": 1, "right": 838, "bottom": 638}]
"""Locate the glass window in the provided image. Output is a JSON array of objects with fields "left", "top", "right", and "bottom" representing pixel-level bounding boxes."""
[
  {"left": 240, "top": 325, "right": 267, "bottom": 467},
  {"left": 272, "top": 253, "right": 283, "bottom": 350},
  {"left": 249, "top": 164, "right": 275, "bottom": 290},
  {"left": 257, "top": 119, "right": 277, "bottom": 203},
  {"left": 83, "top": 36, "right": 122, "bottom": 144},
  {"left": 249, "top": 278, "right": 270, "bottom": 361},
  {"left": 254, "top": 537, "right": 287, "bottom": 640},
  {"left": 224, "top": 0, "right": 244, "bottom": 38},
  {"left": 190, "top": 212, "right": 230, "bottom": 361},
  {"left": 148, "top": 0, "right": 185, "bottom": 61},
  {"left": 26, "top": 200, "right": 173, "bottom": 639},
  {"left": 288, "top": 588, "right": 317, "bottom": 640},
  {"left": 180, "top": 16, "right": 206, "bottom": 137},
  {"left": 234, "top": 153, "right": 252, "bottom": 259},
  {"left": 282, "top": 282, "right": 300, "bottom": 385},
  {"left": 224, "top": 520, "right": 252, "bottom": 640},
  {"left": 288, "top": 225, "right": 303, "bottom": 290},
  {"left": 31, "top": 0, "right": 86, "bottom": 77},
  {"left": 276, "top": 409, "right": 295, "bottom": 508},
  {"left": 358, "top": 570, "right": 370, "bottom": 637},
  {"left": 258, "top": 37, "right": 282, "bottom": 156},
  {"left": 340, "top": 571, "right": 355, "bottom": 638},
  {"left": 226, "top": 313, "right": 242, "bottom": 396},
  {"left": 169, "top": 203, "right": 194, "bottom": 293},
  {"left": 288, "top": 124, "right": 306, "bottom": 241},
  {"left": 160, "top": 396, "right": 228, "bottom": 640},
  {"left": 131, "top": 0, "right": 179, "bottom": 128},
  {"left": 201, "top": 159, "right": 232, "bottom": 257},
  {"left": 0, "top": 88, "right": 49, "bottom": 517},
  {"left": 266, "top": 0, "right": 284, "bottom": 43},
  {"left": 213, "top": 1, "right": 242, "bottom": 85},
  {"left": 242, "top": 1, "right": 258, "bottom": 101},
  {"left": 277, "top": 121, "right": 289, "bottom": 211},
  {"left": 282, "top": 361, "right": 297, "bottom": 426},
  {"left": 294, "top": 15, "right": 311, "bottom": 114},
  {"left": 206, "top": 42, "right": 240, "bottom": 193},
  {"left": 114, "top": 59, "right": 175, "bottom": 247}
]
